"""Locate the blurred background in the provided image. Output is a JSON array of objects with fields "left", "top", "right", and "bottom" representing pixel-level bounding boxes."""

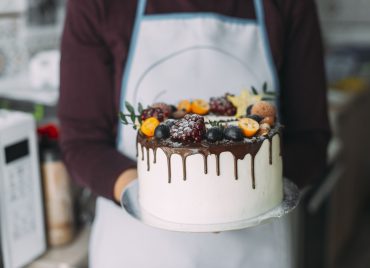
[{"left": 0, "top": 0, "right": 370, "bottom": 267}]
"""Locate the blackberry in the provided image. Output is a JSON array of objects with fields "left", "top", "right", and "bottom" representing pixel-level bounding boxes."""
[
  {"left": 163, "top": 119, "right": 176, "bottom": 128},
  {"left": 170, "top": 114, "right": 206, "bottom": 142},
  {"left": 209, "top": 95, "right": 237, "bottom": 116},
  {"left": 141, "top": 107, "right": 165, "bottom": 122}
]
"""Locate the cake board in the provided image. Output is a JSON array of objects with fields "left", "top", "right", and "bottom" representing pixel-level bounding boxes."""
[{"left": 121, "top": 179, "right": 300, "bottom": 233}]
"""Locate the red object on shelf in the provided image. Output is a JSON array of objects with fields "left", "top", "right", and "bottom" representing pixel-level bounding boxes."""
[{"left": 37, "top": 124, "right": 59, "bottom": 140}]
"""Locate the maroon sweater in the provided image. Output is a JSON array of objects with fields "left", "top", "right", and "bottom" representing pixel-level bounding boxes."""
[{"left": 59, "top": 0, "right": 331, "bottom": 201}]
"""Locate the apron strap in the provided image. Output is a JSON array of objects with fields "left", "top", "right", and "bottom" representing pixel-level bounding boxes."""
[
  {"left": 254, "top": 0, "right": 280, "bottom": 109},
  {"left": 137, "top": 0, "right": 147, "bottom": 17},
  {"left": 117, "top": 0, "right": 147, "bottom": 147}
]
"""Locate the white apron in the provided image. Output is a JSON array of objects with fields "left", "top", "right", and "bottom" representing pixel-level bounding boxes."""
[{"left": 90, "top": 0, "right": 295, "bottom": 267}]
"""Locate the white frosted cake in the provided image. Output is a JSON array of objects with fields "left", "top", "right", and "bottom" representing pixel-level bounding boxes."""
[{"left": 122, "top": 92, "right": 283, "bottom": 225}]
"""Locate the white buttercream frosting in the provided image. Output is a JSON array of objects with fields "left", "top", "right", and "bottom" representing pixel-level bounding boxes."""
[{"left": 137, "top": 134, "right": 283, "bottom": 225}]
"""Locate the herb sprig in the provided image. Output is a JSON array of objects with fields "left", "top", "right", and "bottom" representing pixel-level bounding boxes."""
[
  {"left": 251, "top": 82, "right": 276, "bottom": 101},
  {"left": 119, "top": 101, "right": 143, "bottom": 130}
]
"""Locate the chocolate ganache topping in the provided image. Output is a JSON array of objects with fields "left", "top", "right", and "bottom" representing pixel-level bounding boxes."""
[{"left": 137, "top": 124, "right": 282, "bottom": 189}]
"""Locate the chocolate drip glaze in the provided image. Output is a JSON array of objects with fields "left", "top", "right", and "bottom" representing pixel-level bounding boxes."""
[
  {"left": 269, "top": 141, "right": 272, "bottom": 165},
  {"left": 153, "top": 148, "right": 157, "bottom": 164},
  {"left": 182, "top": 157, "right": 187, "bottom": 180},
  {"left": 251, "top": 156, "right": 255, "bottom": 188},
  {"left": 233, "top": 155, "right": 238, "bottom": 180},
  {"left": 138, "top": 125, "right": 282, "bottom": 189},
  {"left": 141, "top": 145, "right": 144, "bottom": 161},
  {"left": 146, "top": 148, "right": 150, "bottom": 171},
  {"left": 215, "top": 154, "right": 220, "bottom": 176},
  {"left": 203, "top": 155, "right": 208, "bottom": 174}
]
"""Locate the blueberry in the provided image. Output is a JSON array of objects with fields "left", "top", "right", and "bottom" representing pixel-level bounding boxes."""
[
  {"left": 224, "top": 126, "right": 243, "bottom": 141},
  {"left": 205, "top": 127, "right": 223, "bottom": 142},
  {"left": 246, "top": 114, "right": 263, "bottom": 123},
  {"left": 154, "top": 124, "right": 170, "bottom": 139},
  {"left": 246, "top": 104, "right": 253, "bottom": 115}
]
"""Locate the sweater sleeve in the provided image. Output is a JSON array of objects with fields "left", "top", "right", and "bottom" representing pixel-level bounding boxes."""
[
  {"left": 58, "top": 0, "right": 136, "bottom": 200},
  {"left": 278, "top": 0, "right": 331, "bottom": 187}
]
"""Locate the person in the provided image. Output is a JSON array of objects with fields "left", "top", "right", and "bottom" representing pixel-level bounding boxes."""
[{"left": 59, "top": 0, "right": 331, "bottom": 267}]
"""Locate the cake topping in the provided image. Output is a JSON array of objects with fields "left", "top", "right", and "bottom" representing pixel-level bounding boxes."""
[
  {"left": 191, "top": 99, "right": 210, "bottom": 115},
  {"left": 227, "top": 90, "right": 261, "bottom": 118},
  {"left": 205, "top": 127, "right": 224, "bottom": 142},
  {"left": 246, "top": 114, "right": 263, "bottom": 123},
  {"left": 260, "top": 116, "right": 275, "bottom": 126},
  {"left": 151, "top": 103, "right": 171, "bottom": 118},
  {"left": 246, "top": 104, "right": 253, "bottom": 115},
  {"left": 154, "top": 124, "right": 170, "bottom": 140},
  {"left": 238, "top": 118, "right": 260, "bottom": 138},
  {"left": 172, "top": 109, "right": 187, "bottom": 119},
  {"left": 250, "top": 100, "right": 276, "bottom": 119},
  {"left": 170, "top": 114, "right": 206, "bottom": 142},
  {"left": 141, "top": 107, "right": 165, "bottom": 122},
  {"left": 209, "top": 94, "right": 237, "bottom": 116},
  {"left": 224, "top": 125, "right": 244, "bottom": 141},
  {"left": 163, "top": 119, "right": 176, "bottom": 128},
  {"left": 120, "top": 89, "right": 280, "bottom": 141},
  {"left": 258, "top": 123, "right": 271, "bottom": 136},
  {"left": 140, "top": 117, "right": 160, "bottom": 137},
  {"left": 177, "top": 100, "right": 192, "bottom": 113}
]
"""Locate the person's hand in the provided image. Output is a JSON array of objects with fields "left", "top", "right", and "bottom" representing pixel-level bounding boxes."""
[{"left": 113, "top": 168, "right": 138, "bottom": 202}]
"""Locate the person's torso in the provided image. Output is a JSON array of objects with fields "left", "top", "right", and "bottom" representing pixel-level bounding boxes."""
[{"left": 91, "top": 1, "right": 289, "bottom": 267}]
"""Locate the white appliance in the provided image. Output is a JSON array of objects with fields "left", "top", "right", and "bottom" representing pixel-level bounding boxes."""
[
  {"left": 0, "top": 0, "right": 27, "bottom": 14},
  {"left": 0, "top": 110, "right": 46, "bottom": 268}
]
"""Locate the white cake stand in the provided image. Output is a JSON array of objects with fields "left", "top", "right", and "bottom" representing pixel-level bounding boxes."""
[{"left": 121, "top": 179, "right": 300, "bottom": 232}]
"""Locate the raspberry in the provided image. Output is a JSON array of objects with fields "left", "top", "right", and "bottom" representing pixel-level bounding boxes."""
[
  {"left": 141, "top": 107, "right": 165, "bottom": 122},
  {"left": 170, "top": 114, "right": 206, "bottom": 142},
  {"left": 209, "top": 94, "right": 237, "bottom": 116}
]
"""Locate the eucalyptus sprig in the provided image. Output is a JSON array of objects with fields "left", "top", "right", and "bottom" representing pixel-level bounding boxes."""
[
  {"left": 119, "top": 101, "right": 143, "bottom": 130},
  {"left": 208, "top": 119, "right": 223, "bottom": 128},
  {"left": 251, "top": 82, "right": 276, "bottom": 101},
  {"left": 207, "top": 119, "right": 237, "bottom": 128}
]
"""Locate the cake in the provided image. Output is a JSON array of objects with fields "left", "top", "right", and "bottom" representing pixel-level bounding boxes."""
[{"left": 121, "top": 91, "right": 283, "bottom": 225}]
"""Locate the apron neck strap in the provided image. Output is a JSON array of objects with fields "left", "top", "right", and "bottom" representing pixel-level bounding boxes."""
[
  {"left": 137, "top": 0, "right": 147, "bottom": 19},
  {"left": 137, "top": 0, "right": 265, "bottom": 24},
  {"left": 254, "top": 0, "right": 266, "bottom": 27}
]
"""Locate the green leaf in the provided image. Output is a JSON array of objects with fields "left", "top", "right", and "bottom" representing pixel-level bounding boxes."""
[
  {"left": 264, "top": 91, "right": 276, "bottom": 96},
  {"left": 137, "top": 115, "right": 142, "bottom": 125},
  {"left": 133, "top": 125, "right": 137, "bottom": 130},
  {"left": 125, "top": 101, "right": 135, "bottom": 115},
  {"left": 130, "top": 113, "right": 136, "bottom": 125},
  {"left": 263, "top": 82, "right": 268, "bottom": 93},
  {"left": 33, "top": 104, "right": 44, "bottom": 122},
  {"left": 138, "top": 102, "right": 143, "bottom": 114},
  {"left": 251, "top": 86, "right": 258, "bottom": 95},
  {"left": 119, "top": 111, "right": 128, "bottom": 124}
]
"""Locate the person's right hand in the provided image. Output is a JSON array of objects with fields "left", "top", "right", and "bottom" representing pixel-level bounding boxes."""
[{"left": 113, "top": 168, "right": 138, "bottom": 203}]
